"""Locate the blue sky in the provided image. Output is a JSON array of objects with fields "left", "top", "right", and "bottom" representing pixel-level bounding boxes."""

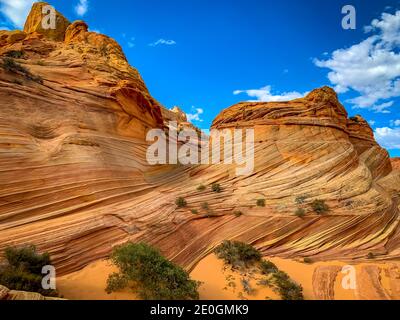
[{"left": 1, "top": 0, "right": 399, "bottom": 157}]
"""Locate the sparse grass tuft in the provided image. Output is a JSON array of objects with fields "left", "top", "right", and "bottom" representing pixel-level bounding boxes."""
[
  {"left": 191, "top": 209, "right": 198, "bottom": 215},
  {"left": 233, "top": 210, "right": 243, "bottom": 217},
  {"left": 175, "top": 197, "right": 187, "bottom": 208},
  {"left": 201, "top": 202, "right": 210, "bottom": 210},
  {"left": 295, "top": 195, "right": 307, "bottom": 204},
  {"left": 303, "top": 257, "right": 313, "bottom": 264},
  {"left": 4, "top": 50, "right": 24, "bottom": 59},
  {"left": 256, "top": 199, "right": 266, "bottom": 207},
  {"left": 211, "top": 183, "right": 222, "bottom": 193},
  {"left": 311, "top": 199, "right": 329, "bottom": 215},
  {"left": 197, "top": 185, "right": 206, "bottom": 191},
  {"left": 1, "top": 58, "right": 43, "bottom": 84},
  {"left": 294, "top": 208, "right": 306, "bottom": 218}
]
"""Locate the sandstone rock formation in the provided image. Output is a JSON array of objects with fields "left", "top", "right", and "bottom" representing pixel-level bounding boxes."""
[
  {"left": 0, "top": 2, "right": 399, "bottom": 288},
  {"left": 392, "top": 158, "right": 400, "bottom": 170},
  {"left": 23, "top": 2, "right": 70, "bottom": 41},
  {"left": 0, "top": 285, "right": 62, "bottom": 300}
]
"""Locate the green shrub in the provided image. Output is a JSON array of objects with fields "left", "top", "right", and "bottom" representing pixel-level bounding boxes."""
[
  {"left": 211, "top": 183, "right": 222, "bottom": 193},
  {"left": 367, "top": 252, "right": 375, "bottom": 259},
  {"left": 4, "top": 50, "right": 24, "bottom": 59},
  {"left": 175, "top": 197, "right": 187, "bottom": 208},
  {"left": 0, "top": 245, "right": 58, "bottom": 297},
  {"left": 241, "top": 278, "right": 254, "bottom": 295},
  {"left": 2, "top": 57, "right": 28, "bottom": 73},
  {"left": 197, "top": 185, "right": 206, "bottom": 191},
  {"left": 303, "top": 257, "right": 313, "bottom": 264},
  {"left": 106, "top": 242, "right": 200, "bottom": 300},
  {"left": 259, "top": 260, "right": 278, "bottom": 275},
  {"left": 233, "top": 210, "right": 243, "bottom": 217},
  {"left": 191, "top": 209, "right": 198, "bottom": 215},
  {"left": 349, "top": 116, "right": 360, "bottom": 123},
  {"left": 201, "top": 202, "right": 210, "bottom": 210},
  {"left": 214, "top": 241, "right": 261, "bottom": 269},
  {"left": 295, "top": 208, "right": 306, "bottom": 218},
  {"left": 272, "top": 271, "right": 304, "bottom": 300},
  {"left": 311, "top": 199, "right": 329, "bottom": 214},
  {"left": 1, "top": 58, "right": 43, "bottom": 84},
  {"left": 256, "top": 199, "right": 266, "bottom": 207},
  {"left": 295, "top": 195, "right": 307, "bottom": 204}
]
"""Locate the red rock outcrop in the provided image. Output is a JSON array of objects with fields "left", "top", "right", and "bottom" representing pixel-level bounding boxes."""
[
  {"left": 392, "top": 158, "right": 400, "bottom": 170},
  {"left": 23, "top": 2, "right": 70, "bottom": 41},
  {"left": 0, "top": 2, "right": 399, "bottom": 281}
]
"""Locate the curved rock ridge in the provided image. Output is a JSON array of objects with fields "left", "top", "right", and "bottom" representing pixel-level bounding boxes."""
[{"left": 0, "top": 2, "right": 399, "bottom": 280}]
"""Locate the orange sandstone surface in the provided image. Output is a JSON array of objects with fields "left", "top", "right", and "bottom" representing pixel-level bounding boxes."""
[{"left": 0, "top": 2, "right": 400, "bottom": 300}]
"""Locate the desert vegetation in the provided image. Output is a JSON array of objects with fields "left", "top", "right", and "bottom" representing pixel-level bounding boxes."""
[
  {"left": 175, "top": 197, "right": 187, "bottom": 208},
  {"left": 4, "top": 50, "right": 24, "bottom": 59},
  {"left": 311, "top": 199, "right": 329, "bottom": 214},
  {"left": 197, "top": 184, "right": 206, "bottom": 191},
  {"left": 214, "top": 241, "right": 303, "bottom": 300},
  {"left": 211, "top": 183, "right": 222, "bottom": 193},
  {"left": 1, "top": 58, "right": 43, "bottom": 84},
  {"left": 233, "top": 210, "right": 243, "bottom": 217},
  {"left": 295, "top": 195, "right": 307, "bottom": 204},
  {"left": 106, "top": 242, "right": 200, "bottom": 300},
  {"left": 256, "top": 199, "right": 266, "bottom": 207},
  {"left": 295, "top": 208, "right": 306, "bottom": 218},
  {"left": 214, "top": 240, "right": 261, "bottom": 269},
  {"left": 0, "top": 245, "right": 58, "bottom": 297}
]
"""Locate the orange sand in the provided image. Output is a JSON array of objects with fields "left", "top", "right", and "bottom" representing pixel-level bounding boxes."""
[
  {"left": 57, "top": 255, "right": 399, "bottom": 300},
  {"left": 57, "top": 260, "right": 137, "bottom": 300}
]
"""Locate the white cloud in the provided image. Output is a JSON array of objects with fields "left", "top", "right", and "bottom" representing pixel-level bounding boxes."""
[
  {"left": 0, "top": 0, "right": 36, "bottom": 28},
  {"left": 315, "top": 10, "right": 400, "bottom": 113},
  {"left": 149, "top": 39, "right": 176, "bottom": 47},
  {"left": 128, "top": 37, "right": 135, "bottom": 48},
  {"left": 369, "top": 120, "right": 376, "bottom": 126},
  {"left": 390, "top": 119, "right": 400, "bottom": 126},
  {"left": 233, "top": 85, "right": 306, "bottom": 102},
  {"left": 187, "top": 107, "right": 204, "bottom": 122},
  {"left": 374, "top": 127, "right": 400, "bottom": 150},
  {"left": 75, "top": 0, "right": 88, "bottom": 17}
]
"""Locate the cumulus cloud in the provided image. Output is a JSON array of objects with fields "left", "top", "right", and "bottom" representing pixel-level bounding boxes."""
[
  {"left": 149, "top": 39, "right": 176, "bottom": 47},
  {"left": 75, "top": 0, "right": 88, "bottom": 17},
  {"left": 233, "top": 85, "right": 306, "bottom": 102},
  {"left": 390, "top": 119, "right": 400, "bottom": 126},
  {"left": 374, "top": 127, "right": 400, "bottom": 150},
  {"left": 0, "top": 0, "right": 36, "bottom": 28},
  {"left": 187, "top": 107, "right": 204, "bottom": 122},
  {"left": 315, "top": 10, "right": 400, "bottom": 113}
]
